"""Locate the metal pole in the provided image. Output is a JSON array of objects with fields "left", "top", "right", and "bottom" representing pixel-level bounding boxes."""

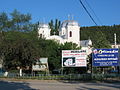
[
  {"left": 91, "top": 52, "right": 93, "bottom": 79},
  {"left": 118, "top": 48, "right": 120, "bottom": 74},
  {"left": 114, "top": 33, "right": 117, "bottom": 71},
  {"left": 114, "top": 33, "right": 117, "bottom": 48}
]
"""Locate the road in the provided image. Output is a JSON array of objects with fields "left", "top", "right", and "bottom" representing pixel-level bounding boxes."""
[{"left": 0, "top": 79, "right": 120, "bottom": 90}]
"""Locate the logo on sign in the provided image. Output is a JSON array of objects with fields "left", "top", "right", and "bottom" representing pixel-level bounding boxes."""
[
  {"left": 93, "top": 49, "right": 98, "bottom": 54},
  {"left": 64, "top": 59, "right": 75, "bottom": 66},
  {"left": 93, "top": 49, "right": 118, "bottom": 54}
]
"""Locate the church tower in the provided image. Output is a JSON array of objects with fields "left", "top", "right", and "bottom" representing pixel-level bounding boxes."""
[
  {"left": 59, "top": 20, "right": 80, "bottom": 46},
  {"left": 38, "top": 23, "right": 51, "bottom": 39}
]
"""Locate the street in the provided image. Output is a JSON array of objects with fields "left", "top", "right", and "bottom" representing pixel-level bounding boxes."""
[{"left": 0, "top": 79, "right": 120, "bottom": 90}]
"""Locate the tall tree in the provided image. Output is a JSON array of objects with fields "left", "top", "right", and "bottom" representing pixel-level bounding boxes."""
[
  {"left": 0, "top": 12, "right": 9, "bottom": 31},
  {"left": 55, "top": 19, "right": 60, "bottom": 35},
  {"left": 49, "top": 20, "right": 54, "bottom": 35},
  {"left": 49, "top": 19, "right": 61, "bottom": 35},
  {"left": 10, "top": 9, "right": 32, "bottom": 31},
  {"left": 1, "top": 31, "right": 39, "bottom": 70}
]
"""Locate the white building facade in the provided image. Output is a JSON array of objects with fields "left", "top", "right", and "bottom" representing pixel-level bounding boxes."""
[
  {"left": 38, "top": 23, "right": 51, "bottom": 39},
  {"left": 59, "top": 20, "right": 80, "bottom": 45},
  {"left": 38, "top": 20, "right": 92, "bottom": 55}
]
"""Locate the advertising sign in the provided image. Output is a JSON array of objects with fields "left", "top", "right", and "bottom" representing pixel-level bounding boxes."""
[
  {"left": 32, "top": 58, "right": 48, "bottom": 71},
  {"left": 92, "top": 48, "right": 119, "bottom": 66},
  {"left": 62, "top": 50, "right": 87, "bottom": 67}
]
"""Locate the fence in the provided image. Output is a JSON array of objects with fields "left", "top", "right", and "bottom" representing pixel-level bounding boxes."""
[{"left": 0, "top": 73, "right": 120, "bottom": 81}]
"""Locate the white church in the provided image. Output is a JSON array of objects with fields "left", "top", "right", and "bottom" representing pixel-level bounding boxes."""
[{"left": 38, "top": 20, "right": 92, "bottom": 55}]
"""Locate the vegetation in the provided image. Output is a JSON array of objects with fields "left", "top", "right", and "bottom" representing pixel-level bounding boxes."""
[
  {"left": 81, "top": 25, "right": 120, "bottom": 48},
  {"left": 0, "top": 10, "right": 120, "bottom": 74},
  {"left": 49, "top": 19, "right": 61, "bottom": 35}
]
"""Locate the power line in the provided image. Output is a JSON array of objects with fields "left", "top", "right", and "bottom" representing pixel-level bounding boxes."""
[
  {"left": 78, "top": 0, "right": 98, "bottom": 26},
  {"left": 84, "top": 0, "right": 102, "bottom": 25}
]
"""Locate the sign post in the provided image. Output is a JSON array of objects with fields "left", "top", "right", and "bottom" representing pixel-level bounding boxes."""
[{"left": 119, "top": 48, "right": 120, "bottom": 74}]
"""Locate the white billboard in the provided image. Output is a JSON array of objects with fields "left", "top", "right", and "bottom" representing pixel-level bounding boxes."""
[
  {"left": 32, "top": 58, "right": 49, "bottom": 71},
  {"left": 62, "top": 50, "right": 87, "bottom": 67}
]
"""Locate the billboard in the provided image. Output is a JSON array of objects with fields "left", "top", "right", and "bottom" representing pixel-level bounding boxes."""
[
  {"left": 62, "top": 50, "right": 87, "bottom": 67},
  {"left": 32, "top": 58, "right": 49, "bottom": 71},
  {"left": 92, "top": 48, "right": 119, "bottom": 67}
]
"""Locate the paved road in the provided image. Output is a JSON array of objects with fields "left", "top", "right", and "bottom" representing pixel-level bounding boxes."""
[{"left": 0, "top": 79, "right": 120, "bottom": 90}]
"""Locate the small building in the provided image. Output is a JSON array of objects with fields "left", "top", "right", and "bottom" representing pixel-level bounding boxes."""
[
  {"left": 80, "top": 39, "right": 92, "bottom": 55},
  {"left": 111, "top": 44, "right": 120, "bottom": 48}
]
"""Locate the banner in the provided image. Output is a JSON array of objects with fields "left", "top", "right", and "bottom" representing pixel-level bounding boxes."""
[
  {"left": 92, "top": 48, "right": 119, "bottom": 66},
  {"left": 62, "top": 50, "right": 87, "bottom": 67}
]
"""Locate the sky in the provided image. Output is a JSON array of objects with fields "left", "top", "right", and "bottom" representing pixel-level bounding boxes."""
[{"left": 0, "top": 0, "right": 120, "bottom": 26}]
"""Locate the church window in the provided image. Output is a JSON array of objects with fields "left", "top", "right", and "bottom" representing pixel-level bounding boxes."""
[{"left": 69, "top": 31, "right": 72, "bottom": 37}]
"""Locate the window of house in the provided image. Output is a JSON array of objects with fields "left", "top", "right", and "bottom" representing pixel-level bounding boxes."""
[{"left": 70, "top": 31, "right": 72, "bottom": 37}]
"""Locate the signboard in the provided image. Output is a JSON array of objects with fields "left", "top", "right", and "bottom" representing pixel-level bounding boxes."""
[
  {"left": 40, "top": 58, "right": 48, "bottom": 64},
  {"left": 32, "top": 58, "right": 49, "bottom": 71},
  {"left": 62, "top": 50, "right": 87, "bottom": 67},
  {"left": 92, "top": 48, "right": 119, "bottom": 66}
]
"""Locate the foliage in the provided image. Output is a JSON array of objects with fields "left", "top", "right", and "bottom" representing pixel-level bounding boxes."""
[
  {"left": 0, "top": 31, "right": 38, "bottom": 70},
  {"left": 49, "top": 19, "right": 61, "bottom": 35},
  {"left": 81, "top": 26, "right": 113, "bottom": 48},
  {"left": 0, "top": 9, "right": 33, "bottom": 32},
  {"left": 81, "top": 25, "right": 120, "bottom": 45}
]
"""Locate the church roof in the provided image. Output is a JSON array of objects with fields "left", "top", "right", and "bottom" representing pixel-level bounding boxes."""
[
  {"left": 61, "top": 20, "right": 79, "bottom": 27},
  {"left": 80, "top": 39, "right": 92, "bottom": 47}
]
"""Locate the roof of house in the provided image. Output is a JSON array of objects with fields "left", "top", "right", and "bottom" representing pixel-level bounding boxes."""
[{"left": 80, "top": 39, "right": 92, "bottom": 47}]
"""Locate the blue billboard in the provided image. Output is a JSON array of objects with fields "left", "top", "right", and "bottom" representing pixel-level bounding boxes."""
[{"left": 92, "top": 48, "right": 119, "bottom": 66}]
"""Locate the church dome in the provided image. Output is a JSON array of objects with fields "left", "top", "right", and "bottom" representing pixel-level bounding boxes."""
[{"left": 61, "top": 20, "right": 79, "bottom": 27}]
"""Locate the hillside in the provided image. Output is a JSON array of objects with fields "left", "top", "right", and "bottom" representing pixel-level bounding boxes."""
[{"left": 81, "top": 25, "right": 120, "bottom": 47}]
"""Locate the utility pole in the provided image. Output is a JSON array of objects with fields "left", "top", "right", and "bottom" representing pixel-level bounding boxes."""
[
  {"left": 113, "top": 33, "right": 116, "bottom": 71},
  {"left": 114, "top": 33, "right": 117, "bottom": 48},
  {"left": 113, "top": 33, "right": 120, "bottom": 73}
]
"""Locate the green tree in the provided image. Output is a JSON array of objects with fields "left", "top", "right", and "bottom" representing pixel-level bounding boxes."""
[
  {"left": 10, "top": 9, "right": 32, "bottom": 31},
  {"left": 61, "top": 42, "right": 80, "bottom": 50},
  {"left": 49, "top": 20, "right": 54, "bottom": 35},
  {"left": 1, "top": 31, "right": 39, "bottom": 71},
  {"left": 81, "top": 26, "right": 111, "bottom": 48},
  {"left": 55, "top": 19, "right": 60, "bottom": 35},
  {"left": 49, "top": 19, "right": 61, "bottom": 35},
  {"left": 0, "top": 12, "right": 9, "bottom": 31}
]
